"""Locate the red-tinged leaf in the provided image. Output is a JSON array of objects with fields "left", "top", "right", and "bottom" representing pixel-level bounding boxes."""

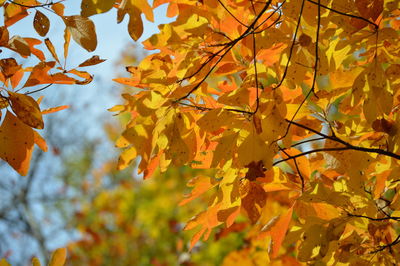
[
  {"left": 33, "top": 10, "right": 50, "bottom": 37},
  {"left": 0, "top": 58, "right": 21, "bottom": 79},
  {"left": 41, "top": 105, "right": 69, "bottom": 115},
  {"left": 8, "top": 92, "right": 44, "bottom": 129},
  {"left": 241, "top": 182, "right": 267, "bottom": 224},
  {"left": 78, "top": 55, "right": 106, "bottom": 67},
  {"left": 0, "top": 111, "right": 34, "bottom": 176},
  {"left": 63, "top": 16, "right": 97, "bottom": 52},
  {"left": 267, "top": 205, "right": 293, "bottom": 258},
  {"left": 33, "top": 130, "right": 47, "bottom": 152},
  {"left": 0, "top": 26, "right": 9, "bottom": 46}
]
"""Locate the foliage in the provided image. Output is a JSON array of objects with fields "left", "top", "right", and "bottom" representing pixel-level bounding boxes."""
[
  {"left": 1, "top": 248, "right": 66, "bottom": 266},
  {"left": 1, "top": 0, "right": 400, "bottom": 265},
  {"left": 112, "top": 0, "right": 400, "bottom": 264},
  {"left": 67, "top": 166, "right": 245, "bottom": 265}
]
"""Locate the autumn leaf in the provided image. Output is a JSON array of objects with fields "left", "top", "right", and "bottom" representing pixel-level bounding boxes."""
[
  {"left": 33, "top": 10, "right": 50, "bottom": 37},
  {"left": 49, "top": 248, "right": 67, "bottom": 266},
  {"left": 81, "top": 0, "right": 115, "bottom": 17},
  {"left": 78, "top": 55, "right": 106, "bottom": 67},
  {"left": 0, "top": 111, "right": 34, "bottom": 176},
  {"left": 63, "top": 15, "right": 97, "bottom": 52},
  {"left": 8, "top": 91, "right": 44, "bottom": 129}
]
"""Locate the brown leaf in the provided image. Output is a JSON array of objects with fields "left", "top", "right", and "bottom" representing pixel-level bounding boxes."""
[
  {"left": 117, "top": 4, "right": 143, "bottom": 41},
  {"left": 372, "top": 118, "right": 395, "bottom": 135},
  {"left": 8, "top": 35, "right": 30, "bottom": 57},
  {"left": 78, "top": 55, "right": 106, "bottom": 67},
  {"left": 33, "top": 10, "right": 50, "bottom": 37},
  {"left": 0, "top": 26, "right": 9, "bottom": 46},
  {"left": 8, "top": 92, "right": 44, "bottom": 129},
  {"left": 63, "top": 15, "right": 97, "bottom": 52},
  {"left": 241, "top": 182, "right": 267, "bottom": 224},
  {"left": 0, "top": 96, "right": 8, "bottom": 109},
  {"left": 0, "top": 58, "right": 21, "bottom": 79},
  {"left": 299, "top": 33, "right": 312, "bottom": 47},
  {"left": 244, "top": 161, "right": 265, "bottom": 181}
]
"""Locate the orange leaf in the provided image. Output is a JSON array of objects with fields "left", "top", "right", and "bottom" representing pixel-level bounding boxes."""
[
  {"left": 45, "top": 38, "right": 60, "bottom": 64},
  {"left": 281, "top": 148, "right": 311, "bottom": 179},
  {"left": 268, "top": 205, "right": 293, "bottom": 258},
  {"left": 180, "top": 175, "right": 218, "bottom": 206},
  {"left": 41, "top": 105, "right": 69, "bottom": 115},
  {"left": 0, "top": 111, "right": 34, "bottom": 176},
  {"left": 33, "top": 130, "right": 48, "bottom": 152},
  {"left": 49, "top": 248, "right": 67, "bottom": 266},
  {"left": 78, "top": 55, "right": 106, "bottom": 67}
]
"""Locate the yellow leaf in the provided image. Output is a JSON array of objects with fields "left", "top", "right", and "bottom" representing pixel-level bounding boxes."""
[
  {"left": 63, "top": 16, "right": 97, "bottom": 52},
  {"left": 297, "top": 224, "right": 325, "bottom": 262},
  {"left": 31, "top": 257, "right": 41, "bottom": 266},
  {"left": 237, "top": 133, "right": 274, "bottom": 169},
  {"left": 8, "top": 91, "right": 44, "bottom": 129},
  {"left": 49, "top": 248, "right": 67, "bottom": 266},
  {"left": 81, "top": 0, "right": 115, "bottom": 17},
  {"left": 0, "top": 111, "right": 34, "bottom": 176},
  {"left": 0, "top": 258, "right": 11, "bottom": 266}
]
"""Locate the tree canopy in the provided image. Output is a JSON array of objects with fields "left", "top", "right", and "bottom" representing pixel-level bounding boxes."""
[{"left": 1, "top": 0, "right": 400, "bottom": 264}]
